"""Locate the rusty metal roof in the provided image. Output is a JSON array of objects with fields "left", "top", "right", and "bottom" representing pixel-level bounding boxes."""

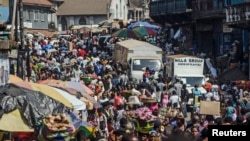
[
  {"left": 23, "top": 0, "right": 53, "bottom": 7},
  {"left": 57, "top": 0, "right": 108, "bottom": 16},
  {"left": 166, "top": 54, "right": 200, "bottom": 59}
]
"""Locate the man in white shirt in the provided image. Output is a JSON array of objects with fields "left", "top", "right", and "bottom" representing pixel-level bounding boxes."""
[
  {"left": 92, "top": 46, "right": 97, "bottom": 54},
  {"left": 73, "top": 66, "right": 82, "bottom": 82},
  {"left": 92, "top": 54, "right": 100, "bottom": 65},
  {"left": 212, "top": 84, "right": 220, "bottom": 101},
  {"left": 119, "top": 71, "right": 128, "bottom": 86},
  {"left": 205, "top": 90, "right": 214, "bottom": 101},
  {"left": 174, "top": 79, "right": 183, "bottom": 97},
  {"left": 169, "top": 91, "right": 181, "bottom": 108},
  {"left": 34, "top": 42, "right": 42, "bottom": 56}
]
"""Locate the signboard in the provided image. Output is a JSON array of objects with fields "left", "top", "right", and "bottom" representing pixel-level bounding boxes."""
[
  {"left": 173, "top": 57, "right": 204, "bottom": 76},
  {"left": 24, "top": 22, "right": 32, "bottom": 28},
  {"left": 200, "top": 101, "right": 220, "bottom": 115},
  {"left": 0, "top": 52, "right": 9, "bottom": 86},
  {"left": 223, "top": 25, "right": 233, "bottom": 33}
]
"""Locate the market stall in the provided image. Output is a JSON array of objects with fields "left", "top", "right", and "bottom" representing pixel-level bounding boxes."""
[
  {"left": 0, "top": 83, "right": 77, "bottom": 141},
  {"left": 51, "top": 87, "right": 86, "bottom": 111},
  {"left": 37, "top": 79, "right": 98, "bottom": 109}
]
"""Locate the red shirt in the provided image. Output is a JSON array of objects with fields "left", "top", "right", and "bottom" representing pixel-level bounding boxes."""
[
  {"left": 114, "top": 95, "right": 124, "bottom": 109},
  {"left": 143, "top": 71, "right": 150, "bottom": 78},
  {"left": 78, "top": 49, "right": 86, "bottom": 58}
]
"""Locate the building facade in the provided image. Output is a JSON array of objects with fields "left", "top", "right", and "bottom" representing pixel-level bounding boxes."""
[
  {"left": 48, "top": 0, "right": 64, "bottom": 29},
  {"left": 150, "top": 0, "right": 249, "bottom": 56},
  {"left": 21, "top": 0, "right": 57, "bottom": 36},
  {"left": 23, "top": 0, "right": 54, "bottom": 35},
  {"left": 149, "top": 0, "right": 250, "bottom": 77},
  {"left": 56, "top": 0, "right": 108, "bottom": 31},
  {"left": 108, "top": 0, "right": 129, "bottom": 20},
  {"left": 127, "top": 0, "right": 143, "bottom": 21},
  {"left": 150, "top": 0, "right": 193, "bottom": 51}
]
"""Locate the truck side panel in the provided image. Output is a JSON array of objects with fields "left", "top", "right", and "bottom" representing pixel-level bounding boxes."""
[
  {"left": 173, "top": 57, "right": 204, "bottom": 76},
  {"left": 114, "top": 45, "right": 128, "bottom": 65}
]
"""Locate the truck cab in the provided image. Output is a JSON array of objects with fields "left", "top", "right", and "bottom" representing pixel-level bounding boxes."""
[
  {"left": 114, "top": 40, "right": 163, "bottom": 83},
  {"left": 165, "top": 54, "right": 207, "bottom": 94},
  {"left": 129, "top": 57, "right": 162, "bottom": 82},
  {"left": 178, "top": 75, "right": 207, "bottom": 94}
]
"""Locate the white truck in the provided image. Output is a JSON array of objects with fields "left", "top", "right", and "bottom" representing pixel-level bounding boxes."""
[
  {"left": 165, "top": 54, "right": 207, "bottom": 94},
  {"left": 113, "top": 40, "right": 163, "bottom": 82}
]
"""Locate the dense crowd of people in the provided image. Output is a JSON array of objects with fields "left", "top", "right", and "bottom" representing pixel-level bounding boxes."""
[{"left": 14, "top": 30, "right": 250, "bottom": 141}]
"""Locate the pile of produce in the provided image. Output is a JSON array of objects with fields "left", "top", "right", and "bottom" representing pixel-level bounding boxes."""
[
  {"left": 36, "top": 113, "right": 75, "bottom": 141},
  {"left": 134, "top": 107, "right": 155, "bottom": 133},
  {"left": 134, "top": 107, "right": 155, "bottom": 121},
  {"left": 44, "top": 113, "right": 75, "bottom": 132}
]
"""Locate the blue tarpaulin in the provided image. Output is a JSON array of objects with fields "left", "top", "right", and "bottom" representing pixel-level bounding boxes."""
[{"left": 128, "top": 21, "right": 160, "bottom": 30}]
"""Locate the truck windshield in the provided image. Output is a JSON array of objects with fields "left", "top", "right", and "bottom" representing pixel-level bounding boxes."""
[
  {"left": 132, "top": 59, "right": 161, "bottom": 71},
  {"left": 179, "top": 77, "right": 205, "bottom": 86}
]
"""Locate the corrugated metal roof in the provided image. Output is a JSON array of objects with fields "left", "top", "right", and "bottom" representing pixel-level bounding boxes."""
[
  {"left": 57, "top": 0, "right": 107, "bottom": 16},
  {"left": 23, "top": 0, "right": 52, "bottom": 7}
]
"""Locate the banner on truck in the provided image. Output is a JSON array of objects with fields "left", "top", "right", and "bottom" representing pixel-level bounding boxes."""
[{"left": 174, "top": 57, "right": 204, "bottom": 76}]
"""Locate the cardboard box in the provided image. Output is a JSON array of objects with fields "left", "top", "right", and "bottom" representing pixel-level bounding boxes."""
[{"left": 200, "top": 101, "right": 220, "bottom": 115}]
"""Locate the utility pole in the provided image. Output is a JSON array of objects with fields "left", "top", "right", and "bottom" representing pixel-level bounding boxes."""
[
  {"left": 15, "top": 0, "right": 19, "bottom": 42},
  {"left": 17, "top": 0, "right": 25, "bottom": 79},
  {"left": 10, "top": 0, "right": 17, "bottom": 41},
  {"left": 19, "top": 0, "right": 24, "bottom": 50}
]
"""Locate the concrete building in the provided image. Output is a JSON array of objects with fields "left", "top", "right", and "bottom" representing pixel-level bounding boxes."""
[
  {"left": 56, "top": 0, "right": 108, "bottom": 31},
  {"left": 23, "top": 0, "right": 55, "bottom": 36}
]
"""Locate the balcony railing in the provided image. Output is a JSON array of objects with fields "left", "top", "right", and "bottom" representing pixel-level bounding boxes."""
[
  {"left": 150, "top": 0, "right": 190, "bottom": 17},
  {"left": 225, "top": 4, "right": 250, "bottom": 24},
  {"left": 192, "top": 0, "right": 225, "bottom": 19}
]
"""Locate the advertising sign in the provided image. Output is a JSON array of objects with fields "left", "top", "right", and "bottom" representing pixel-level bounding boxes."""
[{"left": 173, "top": 57, "right": 204, "bottom": 76}]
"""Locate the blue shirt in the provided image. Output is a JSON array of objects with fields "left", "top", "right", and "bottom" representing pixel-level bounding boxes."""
[{"left": 192, "top": 89, "right": 201, "bottom": 96}]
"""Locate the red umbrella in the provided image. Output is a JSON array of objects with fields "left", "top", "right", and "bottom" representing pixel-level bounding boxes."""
[{"left": 112, "top": 28, "right": 138, "bottom": 39}]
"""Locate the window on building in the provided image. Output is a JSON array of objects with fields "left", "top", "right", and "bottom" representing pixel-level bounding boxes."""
[
  {"left": 26, "top": 10, "right": 31, "bottom": 21},
  {"left": 34, "top": 10, "right": 39, "bottom": 21},
  {"left": 79, "top": 16, "right": 86, "bottom": 25},
  {"left": 40, "top": 12, "right": 45, "bottom": 21},
  {"left": 61, "top": 17, "right": 67, "bottom": 31},
  {"left": 24, "top": 10, "right": 27, "bottom": 20},
  {"left": 29, "top": 10, "right": 32, "bottom": 20}
]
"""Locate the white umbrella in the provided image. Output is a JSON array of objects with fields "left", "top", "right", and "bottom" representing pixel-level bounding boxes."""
[{"left": 51, "top": 87, "right": 86, "bottom": 111}]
